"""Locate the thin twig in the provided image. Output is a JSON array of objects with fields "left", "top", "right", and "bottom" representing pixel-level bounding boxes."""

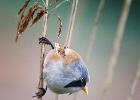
[
  {"left": 127, "top": 59, "right": 140, "bottom": 100},
  {"left": 50, "top": 0, "right": 59, "bottom": 6},
  {"left": 49, "top": 0, "right": 70, "bottom": 15},
  {"left": 38, "top": 0, "right": 49, "bottom": 100},
  {"left": 65, "top": 0, "right": 75, "bottom": 46},
  {"left": 65, "top": 0, "right": 79, "bottom": 99},
  {"left": 85, "top": 0, "right": 106, "bottom": 63},
  {"left": 101, "top": 0, "right": 132, "bottom": 100},
  {"left": 41, "top": 0, "right": 46, "bottom": 6},
  {"left": 65, "top": 0, "right": 79, "bottom": 47}
]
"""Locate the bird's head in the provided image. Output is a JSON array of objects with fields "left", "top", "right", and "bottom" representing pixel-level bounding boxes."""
[{"left": 55, "top": 43, "right": 69, "bottom": 57}]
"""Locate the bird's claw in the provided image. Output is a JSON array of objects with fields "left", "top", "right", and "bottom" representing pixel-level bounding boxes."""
[
  {"left": 39, "top": 37, "right": 54, "bottom": 49},
  {"left": 33, "top": 88, "right": 46, "bottom": 98},
  {"left": 39, "top": 37, "right": 48, "bottom": 44}
]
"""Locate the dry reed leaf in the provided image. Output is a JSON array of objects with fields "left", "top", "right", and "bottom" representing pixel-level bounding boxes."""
[
  {"left": 18, "top": 0, "right": 30, "bottom": 15},
  {"left": 15, "top": 14, "right": 25, "bottom": 42},
  {"left": 30, "top": 5, "right": 43, "bottom": 21},
  {"left": 17, "top": 14, "right": 24, "bottom": 31},
  {"left": 16, "top": 3, "right": 41, "bottom": 42},
  {"left": 17, "top": 3, "right": 40, "bottom": 31},
  {"left": 26, "top": 3, "right": 40, "bottom": 19},
  {"left": 31, "top": 9, "right": 46, "bottom": 26}
]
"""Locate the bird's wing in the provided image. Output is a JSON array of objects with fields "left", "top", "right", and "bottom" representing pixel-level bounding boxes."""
[
  {"left": 64, "top": 59, "right": 90, "bottom": 88},
  {"left": 64, "top": 80, "right": 82, "bottom": 88},
  {"left": 72, "top": 59, "right": 90, "bottom": 82}
]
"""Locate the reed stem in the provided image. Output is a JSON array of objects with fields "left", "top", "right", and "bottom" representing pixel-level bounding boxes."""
[
  {"left": 127, "top": 59, "right": 140, "bottom": 100},
  {"left": 85, "top": 0, "right": 106, "bottom": 63},
  {"left": 101, "top": 0, "right": 132, "bottom": 99},
  {"left": 65, "top": 0, "right": 79, "bottom": 47},
  {"left": 38, "top": 0, "right": 49, "bottom": 100}
]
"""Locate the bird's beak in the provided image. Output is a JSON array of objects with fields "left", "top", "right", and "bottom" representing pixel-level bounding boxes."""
[{"left": 81, "top": 86, "right": 88, "bottom": 95}]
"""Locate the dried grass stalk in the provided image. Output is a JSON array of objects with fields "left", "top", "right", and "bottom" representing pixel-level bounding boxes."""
[
  {"left": 16, "top": 3, "right": 42, "bottom": 42},
  {"left": 65, "top": 0, "right": 79, "bottom": 47},
  {"left": 57, "top": 16, "right": 62, "bottom": 38}
]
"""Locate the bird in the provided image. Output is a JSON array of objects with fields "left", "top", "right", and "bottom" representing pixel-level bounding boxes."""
[{"left": 34, "top": 43, "right": 90, "bottom": 97}]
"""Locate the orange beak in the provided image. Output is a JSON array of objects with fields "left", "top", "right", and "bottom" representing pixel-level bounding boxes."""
[{"left": 81, "top": 86, "right": 88, "bottom": 95}]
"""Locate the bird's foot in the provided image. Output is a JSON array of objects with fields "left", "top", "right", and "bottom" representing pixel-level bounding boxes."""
[
  {"left": 39, "top": 37, "right": 54, "bottom": 49},
  {"left": 33, "top": 88, "right": 46, "bottom": 98},
  {"left": 39, "top": 37, "right": 48, "bottom": 44}
]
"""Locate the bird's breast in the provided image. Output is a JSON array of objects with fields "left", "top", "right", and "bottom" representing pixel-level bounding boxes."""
[{"left": 43, "top": 59, "right": 81, "bottom": 94}]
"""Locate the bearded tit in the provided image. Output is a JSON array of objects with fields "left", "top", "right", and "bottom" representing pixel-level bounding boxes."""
[{"left": 34, "top": 43, "right": 90, "bottom": 97}]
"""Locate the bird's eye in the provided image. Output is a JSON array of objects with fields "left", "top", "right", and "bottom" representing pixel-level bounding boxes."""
[
  {"left": 58, "top": 50, "right": 60, "bottom": 53},
  {"left": 80, "top": 77, "right": 86, "bottom": 86},
  {"left": 80, "top": 77, "right": 84, "bottom": 82},
  {"left": 64, "top": 46, "right": 68, "bottom": 49}
]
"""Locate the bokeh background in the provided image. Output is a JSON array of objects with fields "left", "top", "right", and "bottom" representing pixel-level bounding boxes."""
[{"left": 0, "top": 0, "right": 140, "bottom": 100}]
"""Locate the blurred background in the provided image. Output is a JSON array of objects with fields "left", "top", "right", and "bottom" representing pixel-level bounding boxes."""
[{"left": 0, "top": 0, "right": 140, "bottom": 100}]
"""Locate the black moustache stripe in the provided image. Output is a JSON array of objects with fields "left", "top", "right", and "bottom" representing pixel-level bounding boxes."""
[{"left": 64, "top": 79, "right": 86, "bottom": 88}]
